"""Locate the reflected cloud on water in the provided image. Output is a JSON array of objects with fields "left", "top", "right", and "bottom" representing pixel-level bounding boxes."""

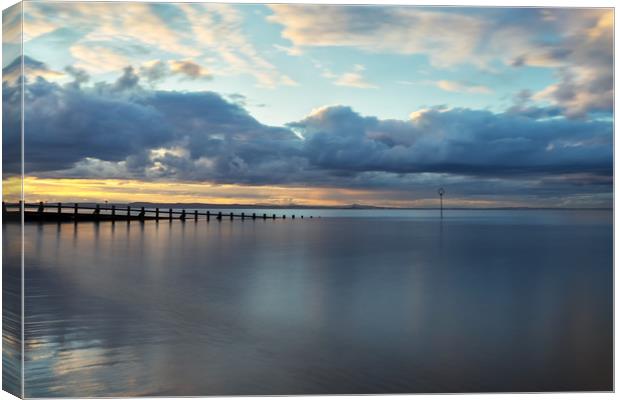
[{"left": 9, "top": 210, "right": 613, "bottom": 396}]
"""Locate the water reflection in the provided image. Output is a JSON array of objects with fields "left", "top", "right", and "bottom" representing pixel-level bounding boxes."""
[
  {"left": 17, "top": 210, "right": 613, "bottom": 396},
  {"left": 3, "top": 221, "right": 22, "bottom": 396}
]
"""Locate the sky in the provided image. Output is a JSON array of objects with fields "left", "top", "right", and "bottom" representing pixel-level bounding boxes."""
[{"left": 1, "top": 2, "right": 614, "bottom": 207}]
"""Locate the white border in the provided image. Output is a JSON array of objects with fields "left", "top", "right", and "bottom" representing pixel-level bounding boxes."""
[{"left": 0, "top": 1, "right": 615, "bottom": 400}]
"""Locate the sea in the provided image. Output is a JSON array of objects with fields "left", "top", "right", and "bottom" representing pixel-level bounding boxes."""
[{"left": 2, "top": 208, "right": 613, "bottom": 396}]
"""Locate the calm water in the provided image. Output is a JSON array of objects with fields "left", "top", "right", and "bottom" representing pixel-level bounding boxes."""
[{"left": 5, "top": 209, "right": 613, "bottom": 396}]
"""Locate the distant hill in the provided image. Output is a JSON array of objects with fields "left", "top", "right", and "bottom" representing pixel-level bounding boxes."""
[{"left": 122, "top": 202, "right": 611, "bottom": 211}]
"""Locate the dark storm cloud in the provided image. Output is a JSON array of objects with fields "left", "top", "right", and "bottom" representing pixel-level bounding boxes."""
[
  {"left": 64, "top": 65, "right": 90, "bottom": 89},
  {"left": 113, "top": 66, "right": 140, "bottom": 91},
  {"left": 2, "top": 55, "right": 63, "bottom": 85},
  {"left": 3, "top": 56, "right": 46, "bottom": 77},
  {"left": 13, "top": 77, "right": 169, "bottom": 173},
  {"left": 290, "top": 105, "right": 612, "bottom": 177},
  {"left": 4, "top": 60, "right": 612, "bottom": 204},
  {"left": 4, "top": 64, "right": 305, "bottom": 185},
  {"left": 2, "top": 80, "right": 22, "bottom": 174}
]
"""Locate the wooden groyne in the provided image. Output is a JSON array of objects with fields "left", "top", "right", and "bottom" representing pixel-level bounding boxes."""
[{"left": 2, "top": 202, "right": 312, "bottom": 223}]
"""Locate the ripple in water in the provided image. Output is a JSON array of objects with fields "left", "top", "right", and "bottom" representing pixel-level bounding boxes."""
[{"left": 11, "top": 210, "right": 613, "bottom": 396}]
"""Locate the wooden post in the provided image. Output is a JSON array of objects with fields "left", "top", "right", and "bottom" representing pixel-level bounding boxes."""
[
  {"left": 301, "top": 215, "right": 303, "bottom": 219},
  {"left": 194, "top": 210, "right": 198, "bottom": 221},
  {"left": 217, "top": 212, "right": 222, "bottom": 221},
  {"left": 272, "top": 214, "right": 276, "bottom": 219},
  {"left": 241, "top": 212, "right": 245, "bottom": 220},
  {"left": 207, "top": 211, "right": 210, "bottom": 221},
  {"left": 155, "top": 208, "right": 159, "bottom": 219},
  {"left": 56, "top": 202, "right": 61, "bottom": 215},
  {"left": 262, "top": 213, "right": 266, "bottom": 220},
  {"left": 74, "top": 203, "right": 78, "bottom": 218},
  {"left": 38, "top": 201, "right": 44, "bottom": 216},
  {"left": 230, "top": 212, "right": 233, "bottom": 221},
  {"left": 2, "top": 201, "right": 6, "bottom": 216},
  {"left": 127, "top": 205, "right": 131, "bottom": 221},
  {"left": 18, "top": 200, "right": 23, "bottom": 215},
  {"left": 139, "top": 206, "right": 145, "bottom": 221},
  {"left": 283, "top": 214, "right": 286, "bottom": 219},
  {"left": 252, "top": 213, "right": 256, "bottom": 220},
  {"left": 292, "top": 215, "right": 295, "bottom": 219},
  {"left": 112, "top": 205, "right": 116, "bottom": 218},
  {"left": 169, "top": 208, "right": 173, "bottom": 221},
  {"left": 180, "top": 209, "right": 186, "bottom": 221}
]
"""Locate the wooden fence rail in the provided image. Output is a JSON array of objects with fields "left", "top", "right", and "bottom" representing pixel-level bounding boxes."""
[{"left": 2, "top": 201, "right": 311, "bottom": 223}]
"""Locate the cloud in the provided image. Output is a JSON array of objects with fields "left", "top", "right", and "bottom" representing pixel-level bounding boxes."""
[
  {"left": 268, "top": 6, "right": 612, "bottom": 117},
  {"left": 139, "top": 60, "right": 170, "bottom": 84},
  {"left": 289, "top": 105, "right": 611, "bottom": 177},
  {"left": 177, "top": 3, "right": 296, "bottom": 88},
  {"left": 25, "top": 2, "right": 203, "bottom": 78},
  {"left": 140, "top": 59, "right": 213, "bottom": 84},
  {"left": 3, "top": 56, "right": 64, "bottom": 85},
  {"left": 113, "top": 66, "right": 140, "bottom": 91},
  {"left": 22, "top": 4, "right": 611, "bottom": 115},
  {"left": 273, "top": 44, "right": 303, "bottom": 56},
  {"left": 4, "top": 59, "right": 612, "bottom": 206},
  {"left": 169, "top": 60, "right": 212, "bottom": 80},
  {"left": 334, "top": 72, "right": 377, "bottom": 89},
  {"left": 267, "top": 5, "right": 485, "bottom": 68},
  {"left": 529, "top": 11, "right": 613, "bottom": 118},
  {"left": 436, "top": 80, "right": 491, "bottom": 94},
  {"left": 4, "top": 63, "right": 304, "bottom": 186},
  {"left": 23, "top": 2, "right": 294, "bottom": 88},
  {"left": 3, "top": 4, "right": 22, "bottom": 48},
  {"left": 333, "top": 65, "right": 377, "bottom": 89},
  {"left": 25, "top": 2, "right": 199, "bottom": 57},
  {"left": 64, "top": 65, "right": 90, "bottom": 88},
  {"left": 70, "top": 44, "right": 131, "bottom": 73},
  {"left": 534, "top": 65, "right": 613, "bottom": 118},
  {"left": 313, "top": 62, "right": 377, "bottom": 89}
]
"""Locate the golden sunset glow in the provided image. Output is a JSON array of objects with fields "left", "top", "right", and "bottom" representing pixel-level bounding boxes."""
[
  {"left": 0, "top": 176, "right": 523, "bottom": 208},
  {"left": 2, "top": 177, "right": 21, "bottom": 202},
  {"left": 19, "top": 176, "right": 375, "bottom": 206}
]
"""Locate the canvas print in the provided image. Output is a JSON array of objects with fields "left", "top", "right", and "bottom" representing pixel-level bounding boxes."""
[{"left": 2, "top": 1, "right": 614, "bottom": 397}]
